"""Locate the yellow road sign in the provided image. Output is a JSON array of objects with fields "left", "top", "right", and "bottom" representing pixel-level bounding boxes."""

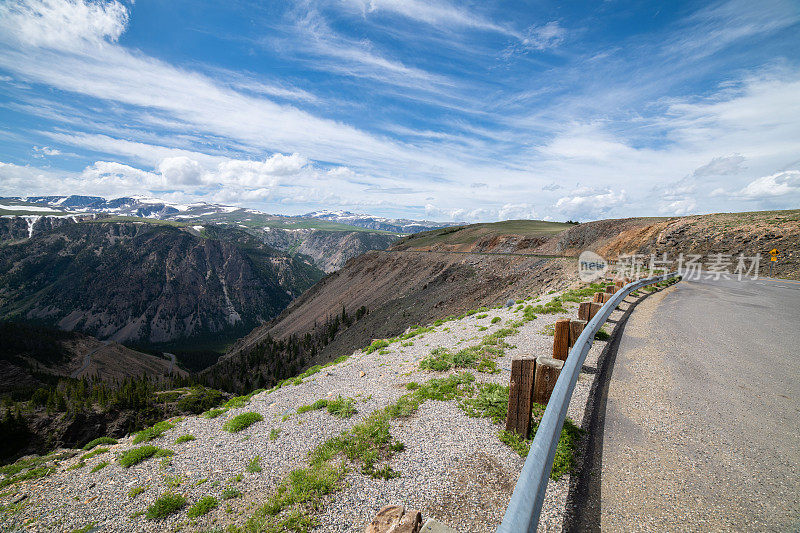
[
  {"left": 771, "top": 256, "right": 777, "bottom": 262},
  {"left": 769, "top": 248, "right": 779, "bottom": 255}
]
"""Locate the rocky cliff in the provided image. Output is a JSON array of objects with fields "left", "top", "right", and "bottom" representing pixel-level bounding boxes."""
[
  {"left": 259, "top": 227, "right": 398, "bottom": 272},
  {"left": 0, "top": 221, "right": 324, "bottom": 349}
]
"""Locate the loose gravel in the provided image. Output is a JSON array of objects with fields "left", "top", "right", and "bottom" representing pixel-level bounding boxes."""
[{"left": 0, "top": 285, "right": 637, "bottom": 533}]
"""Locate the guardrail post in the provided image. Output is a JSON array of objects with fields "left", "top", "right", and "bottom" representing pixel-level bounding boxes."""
[
  {"left": 588, "top": 302, "right": 603, "bottom": 321},
  {"left": 505, "top": 358, "right": 536, "bottom": 438},
  {"left": 568, "top": 319, "right": 586, "bottom": 348},
  {"left": 552, "top": 319, "right": 570, "bottom": 361},
  {"left": 593, "top": 292, "right": 604, "bottom": 303},
  {"left": 534, "top": 357, "right": 563, "bottom": 404},
  {"left": 578, "top": 302, "right": 591, "bottom": 321}
]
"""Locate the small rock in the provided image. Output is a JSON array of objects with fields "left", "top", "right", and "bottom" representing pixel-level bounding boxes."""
[
  {"left": 365, "top": 505, "right": 422, "bottom": 533},
  {"left": 359, "top": 371, "right": 366, "bottom": 377},
  {"left": 10, "top": 493, "right": 27, "bottom": 504}
]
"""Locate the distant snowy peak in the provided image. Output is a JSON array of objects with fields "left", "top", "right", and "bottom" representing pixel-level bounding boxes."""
[{"left": 301, "top": 210, "right": 458, "bottom": 234}]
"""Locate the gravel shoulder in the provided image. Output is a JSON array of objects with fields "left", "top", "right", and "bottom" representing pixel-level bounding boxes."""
[{"left": 0, "top": 283, "right": 648, "bottom": 533}]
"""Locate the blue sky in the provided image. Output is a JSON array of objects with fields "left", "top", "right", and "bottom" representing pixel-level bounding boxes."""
[{"left": 0, "top": 0, "right": 798, "bottom": 222}]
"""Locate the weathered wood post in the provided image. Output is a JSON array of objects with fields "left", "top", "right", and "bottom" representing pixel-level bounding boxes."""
[
  {"left": 588, "top": 302, "right": 603, "bottom": 320},
  {"left": 569, "top": 319, "right": 586, "bottom": 348},
  {"left": 615, "top": 280, "right": 625, "bottom": 290},
  {"left": 601, "top": 292, "right": 613, "bottom": 303},
  {"left": 593, "top": 292, "right": 604, "bottom": 303},
  {"left": 552, "top": 319, "right": 570, "bottom": 361},
  {"left": 578, "top": 301, "right": 591, "bottom": 321},
  {"left": 533, "top": 357, "right": 563, "bottom": 405},
  {"left": 505, "top": 358, "right": 536, "bottom": 438}
]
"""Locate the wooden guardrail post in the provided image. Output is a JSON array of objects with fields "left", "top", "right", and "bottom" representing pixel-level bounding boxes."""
[
  {"left": 593, "top": 292, "right": 604, "bottom": 303},
  {"left": 552, "top": 319, "right": 570, "bottom": 360},
  {"left": 533, "top": 357, "right": 563, "bottom": 405},
  {"left": 588, "top": 302, "right": 603, "bottom": 320},
  {"left": 615, "top": 281, "right": 625, "bottom": 290},
  {"left": 601, "top": 292, "right": 613, "bottom": 303},
  {"left": 578, "top": 301, "right": 591, "bottom": 321},
  {"left": 505, "top": 358, "right": 536, "bottom": 438},
  {"left": 568, "top": 319, "right": 586, "bottom": 347}
]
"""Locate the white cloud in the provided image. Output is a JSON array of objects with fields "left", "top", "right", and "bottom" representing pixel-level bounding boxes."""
[
  {"left": 659, "top": 198, "right": 697, "bottom": 216},
  {"left": 498, "top": 203, "right": 537, "bottom": 220},
  {"left": 32, "top": 145, "right": 61, "bottom": 157},
  {"left": 693, "top": 154, "right": 746, "bottom": 176},
  {"left": 0, "top": 0, "right": 127, "bottom": 49},
  {"left": 734, "top": 170, "right": 800, "bottom": 199},
  {"left": 158, "top": 156, "right": 205, "bottom": 185},
  {"left": 554, "top": 188, "right": 627, "bottom": 221},
  {"left": 342, "top": 0, "right": 513, "bottom": 36}
]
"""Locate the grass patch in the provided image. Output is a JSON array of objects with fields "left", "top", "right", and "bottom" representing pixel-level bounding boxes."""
[
  {"left": 145, "top": 493, "right": 186, "bottom": 520},
  {"left": 297, "top": 399, "right": 328, "bottom": 414},
  {"left": 90, "top": 461, "right": 109, "bottom": 473},
  {"left": 222, "top": 487, "right": 242, "bottom": 500},
  {"left": 0, "top": 466, "right": 55, "bottom": 489},
  {"left": 82, "top": 437, "right": 117, "bottom": 451},
  {"left": 498, "top": 405, "right": 583, "bottom": 480},
  {"left": 187, "top": 495, "right": 219, "bottom": 517},
  {"left": 202, "top": 408, "right": 227, "bottom": 419},
  {"left": 491, "top": 316, "right": 501, "bottom": 324},
  {"left": 364, "top": 339, "right": 389, "bottom": 354},
  {"left": 119, "top": 445, "right": 173, "bottom": 468},
  {"left": 132, "top": 420, "right": 176, "bottom": 444},
  {"left": 175, "top": 434, "right": 196, "bottom": 444},
  {"left": 459, "top": 383, "right": 508, "bottom": 423},
  {"left": 241, "top": 372, "right": 474, "bottom": 531},
  {"left": 128, "top": 486, "right": 146, "bottom": 498},
  {"left": 326, "top": 396, "right": 357, "bottom": 418},
  {"left": 594, "top": 328, "right": 610, "bottom": 341},
  {"left": 246, "top": 456, "right": 262, "bottom": 473},
  {"left": 81, "top": 447, "right": 108, "bottom": 460},
  {"left": 223, "top": 412, "right": 263, "bottom": 433},
  {"left": 269, "top": 428, "right": 281, "bottom": 441}
]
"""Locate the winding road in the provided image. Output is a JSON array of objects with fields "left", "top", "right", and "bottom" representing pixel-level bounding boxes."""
[
  {"left": 69, "top": 340, "right": 111, "bottom": 378},
  {"left": 572, "top": 276, "right": 800, "bottom": 531}
]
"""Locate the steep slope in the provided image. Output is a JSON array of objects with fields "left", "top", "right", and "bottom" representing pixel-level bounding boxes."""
[
  {"left": 0, "top": 221, "right": 323, "bottom": 351},
  {"left": 0, "top": 322, "right": 182, "bottom": 396},
  {"left": 259, "top": 227, "right": 398, "bottom": 272},
  {"left": 551, "top": 210, "right": 799, "bottom": 279},
  {"left": 207, "top": 220, "right": 574, "bottom": 392}
]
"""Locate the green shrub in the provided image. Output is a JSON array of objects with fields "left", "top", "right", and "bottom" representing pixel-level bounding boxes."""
[
  {"left": 297, "top": 399, "right": 328, "bottom": 414},
  {"left": 119, "top": 445, "right": 173, "bottom": 468},
  {"left": 223, "top": 412, "right": 263, "bottom": 433},
  {"left": 90, "top": 461, "right": 109, "bottom": 473},
  {"left": 221, "top": 486, "right": 241, "bottom": 500},
  {"left": 364, "top": 339, "right": 390, "bottom": 354},
  {"left": 82, "top": 437, "right": 117, "bottom": 451},
  {"left": 326, "top": 396, "right": 357, "bottom": 418},
  {"left": 269, "top": 428, "right": 281, "bottom": 441},
  {"left": 491, "top": 316, "right": 501, "bottom": 324},
  {"left": 187, "top": 495, "right": 218, "bottom": 517},
  {"left": 81, "top": 447, "right": 108, "bottom": 460},
  {"left": 175, "top": 434, "right": 195, "bottom": 444},
  {"left": 202, "top": 408, "right": 227, "bottom": 419},
  {"left": 132, "top": 420, "right": 176, "bottom": 444},
  {"left": 176, "top": 387, "right": 226, "bottom": 414},
  {"left": 128, "top": 486, "right": 145, "bottom": 498},
  {"left": 595, "top": 328, "right": 610, "bottom": 341},
  {"left": 145, "top": 493, "right": 186, "bottom": 520},
  {"left": 460, "top": 384, "right": 508, "bottom": 423},
  {"left": 246, "top": 456, "right": 262, "bottom": 473}
]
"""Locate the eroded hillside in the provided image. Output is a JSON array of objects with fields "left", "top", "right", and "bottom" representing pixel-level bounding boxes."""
[{"left": 0, "top": 221, "right": 324, "bottom": 349}]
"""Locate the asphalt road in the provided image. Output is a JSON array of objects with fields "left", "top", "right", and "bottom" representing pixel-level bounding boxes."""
[{"left": 572, "top": 276, "right": 800, "bottom": 531}]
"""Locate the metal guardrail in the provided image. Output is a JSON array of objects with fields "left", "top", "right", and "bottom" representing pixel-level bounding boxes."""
[{"left": 496, "top": 271, "right": 680, "bottom": 533}]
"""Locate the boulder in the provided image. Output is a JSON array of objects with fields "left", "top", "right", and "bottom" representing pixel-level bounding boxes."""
[{"left": 366, "top": 505, "right": 423, "bottom": 533}]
